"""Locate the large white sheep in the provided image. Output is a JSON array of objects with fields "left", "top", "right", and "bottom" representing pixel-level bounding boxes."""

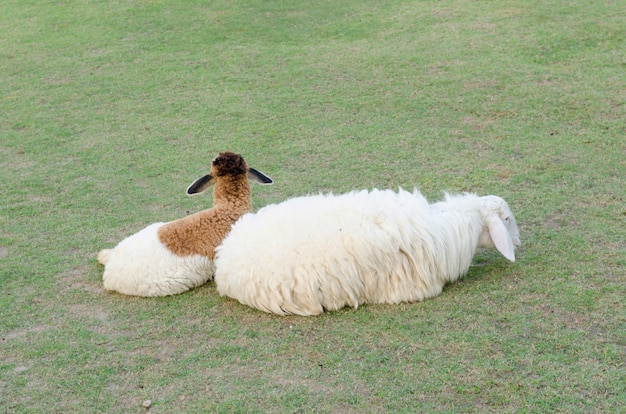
[
  {"left": 214, "top": 189, "right": 520, "bottom": 315},
  {"left": 98, "top": 151, "right": 272, "bottom": 297}
]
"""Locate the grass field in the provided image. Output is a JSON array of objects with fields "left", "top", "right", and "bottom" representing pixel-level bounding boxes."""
[{"left": 1, "top": 0, "right": 624, "bottom": 412}]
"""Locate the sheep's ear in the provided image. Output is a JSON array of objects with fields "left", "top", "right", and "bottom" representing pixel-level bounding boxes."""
[
  {"left": 487, "top": 217, "right": 516, "bottom": 262},
  {"left": 186, "top": 174, "right": 216, "bottom": 195},
  {"left": 248, "top": 168, "right": 273, "bottom": 185}
]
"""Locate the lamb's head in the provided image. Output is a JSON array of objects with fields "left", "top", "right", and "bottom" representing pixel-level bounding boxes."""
[
  {"left": 186, "top": 152, "right": 273, "bottom": 195},
  {"left": 212, "top": 151, "right": 248, "bottom": 178},
  {"left": 477, "top": 195, "right": 521, "bottom": 262}
]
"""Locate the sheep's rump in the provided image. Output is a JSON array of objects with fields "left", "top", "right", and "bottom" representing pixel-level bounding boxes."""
[
  {"left": 102, "top": 223, "right": 215, "bottom": 297},
  {"left": 215, "top": 189, "right": 459, "bottom": 315}
]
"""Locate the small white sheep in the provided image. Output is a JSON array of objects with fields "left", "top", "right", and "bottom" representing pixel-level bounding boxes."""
[
  {"left": 214, "top": 189, "right": 520, "bottom": 315},
  {"left": 98, "top": 151, "right": 272, "bottom": 297}
]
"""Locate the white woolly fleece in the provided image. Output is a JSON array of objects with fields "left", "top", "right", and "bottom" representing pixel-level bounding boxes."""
[
  {"left": 102, "top": 223, "right": 215, "bottom": 297},
  {"left": 215, "top": 189, "right": 517, "bottom": 316}
]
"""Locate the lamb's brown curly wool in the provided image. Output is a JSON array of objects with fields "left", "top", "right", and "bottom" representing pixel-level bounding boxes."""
[{"left": 157, "top": 152, "right": 253, "bottom": 259}]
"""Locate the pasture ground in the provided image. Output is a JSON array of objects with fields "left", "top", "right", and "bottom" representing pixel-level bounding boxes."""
[{"left": 1, "top": 1, "right": 624, "bottom": 412}]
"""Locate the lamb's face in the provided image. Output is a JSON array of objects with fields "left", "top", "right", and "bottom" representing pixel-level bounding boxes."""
[
  {"left": 478, "top": 196, "right": 521, "bottom": 250},
  {"left": 211, "top": 152, "right": 248, "bottom": 178}
]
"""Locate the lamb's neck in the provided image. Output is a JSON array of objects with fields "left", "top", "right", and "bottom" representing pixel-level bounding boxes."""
[
  {"left": 157, "top": 179, "right": 253, "bottom": 258},
  {"left": 212, "top": 179, "right": 253, "bottom": 213}
]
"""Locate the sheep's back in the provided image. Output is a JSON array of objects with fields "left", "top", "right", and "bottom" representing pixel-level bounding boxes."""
[{"left": 215, "top": 189, "right": 446, "bottom": 315}]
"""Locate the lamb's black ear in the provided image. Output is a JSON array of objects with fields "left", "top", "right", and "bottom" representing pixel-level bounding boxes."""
[
  {"left": 248, "top": 168, "right": 273, "bottom": 185},
  {"left": 187, "top": 174, "right": 216, "bottom": 195}
]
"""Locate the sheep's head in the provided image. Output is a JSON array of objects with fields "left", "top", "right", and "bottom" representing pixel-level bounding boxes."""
[
  {"left": 211, "top": 152, "right": 248, "bottom": 177},
  {"left": 478, "top": 196, "right": 521, "bottom": 262}
]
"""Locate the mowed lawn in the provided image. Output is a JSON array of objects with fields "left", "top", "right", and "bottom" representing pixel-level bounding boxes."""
[{"left": 1, "top": 1, "right": 624, "bottom": 412}]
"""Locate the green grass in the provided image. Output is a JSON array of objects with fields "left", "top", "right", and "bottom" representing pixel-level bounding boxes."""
[{"left": 1, "top": 0, "right": 624, "bottom": 412}]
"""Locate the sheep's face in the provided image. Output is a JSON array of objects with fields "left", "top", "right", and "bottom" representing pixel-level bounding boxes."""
[{"left": 478, "top": 196, "right": 521, "bottom": 260}]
